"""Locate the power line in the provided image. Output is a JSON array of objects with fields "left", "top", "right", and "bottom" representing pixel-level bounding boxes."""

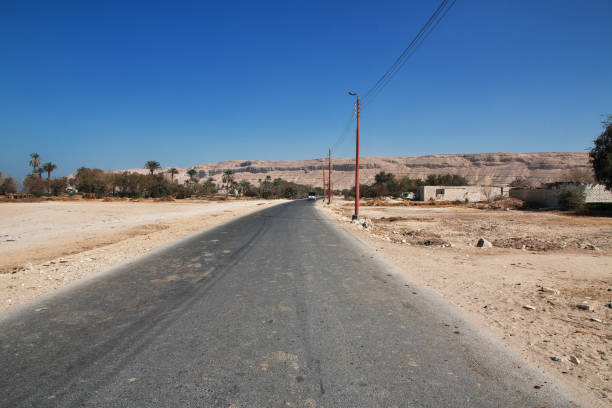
[
  {"left": 330, "top": 0, "right": 456, "bottom": 154},
  {"left": 331, "top": 111, "right": 355, "bottom": 153},
  {"left": 362, "top": 0, "right": 450, "bottom": 105},
  {"left": 362, "top": 0, "right": 456, "bottom": 108}
]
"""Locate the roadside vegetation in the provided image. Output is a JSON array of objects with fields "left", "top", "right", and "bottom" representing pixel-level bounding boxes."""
[
  {"left": 2, "top": 154, "right": 318, "bottom": 200},
  {"left": 341, "top": 172, "right": 469, "bottom": 199},
  {"left": 590, "top": 114, "right": 612, "bottom": 189}
]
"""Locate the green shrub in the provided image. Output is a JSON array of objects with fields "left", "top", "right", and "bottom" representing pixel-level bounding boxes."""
[
  {"left": 50, "top": 177, "right": 68, "bottom": 196},
  {"left": 558, "top": 186, "right": 585, "bottom": 210},
  {"left": 23, "top": 174, "right": 46, "bottom": 196},
  {"left": 0, "top": 176, "right": 18, "bottom": 194}
]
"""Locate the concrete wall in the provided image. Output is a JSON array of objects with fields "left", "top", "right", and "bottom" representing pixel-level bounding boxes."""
[
  {"left": 510, "top": 185, "right": 612, "bottom": 207},
  {"left": 583, "top": 185, "right": 612, "bottom": 203},
  {"left": 510, "top": 188, "right": 559, "bottom": 208},
  {"left": 417, "top": 186, "right": 505, "bottom": 202}
]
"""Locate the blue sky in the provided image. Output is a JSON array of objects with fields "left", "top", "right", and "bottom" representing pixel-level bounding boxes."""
[{"left": 1, "top": 0, "right": 611, "bottom": 179}]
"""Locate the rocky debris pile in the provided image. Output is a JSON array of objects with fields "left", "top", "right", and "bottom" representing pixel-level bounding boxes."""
[
  {"left": 492, "top": 236, "right": 606, "bottom": 252},
  {"left": 492, "top": 237, "right": 568, "bottom": 251},
  {"left": 470, "top": 197, "right": 526, "bottom": 210},
  {"left": 352, "top": 217, "right": 373, "bottom": 230},
  {"left": 402, "top": 229, "right": 451, "bottom": 247}
]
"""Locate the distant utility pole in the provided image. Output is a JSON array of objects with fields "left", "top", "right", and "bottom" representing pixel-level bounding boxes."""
[
  {"left": 328, "top": 149, "right": 332, "bottom": 205},
  {"left": 349, "top": 92, "right": 360, "bottom": 220},
  {"left": 322, "top": 166, "right": 326, "bottom": 202}
]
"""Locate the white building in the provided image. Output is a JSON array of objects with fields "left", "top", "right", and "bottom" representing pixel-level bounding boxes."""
[{"left": 416, "top": 186, "right": 507, "bottom": 202}]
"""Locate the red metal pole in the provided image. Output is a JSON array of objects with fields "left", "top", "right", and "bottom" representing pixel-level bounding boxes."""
[
  {"left": 328, "top": 149, "right": 332, "bottom": 205},
  {"left": 354, "top": 97, "right": 360, "bottom": 219},
  {"left": 323, "top": 166, "right": 326, "bottom": 202}
]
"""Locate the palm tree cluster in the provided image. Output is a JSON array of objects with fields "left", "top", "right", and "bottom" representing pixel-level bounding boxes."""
[
  {"left": 17, "top": 156, "right": 315, "bottom": 200},
  {"left": 28, "top": 153, "right": 57, "bottom": 180},
  {"left": 24, "top": 153, "right": 61, "bottom": 195}
]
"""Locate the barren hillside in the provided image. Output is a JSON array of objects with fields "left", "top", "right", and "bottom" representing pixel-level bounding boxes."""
[{"left": 124, "top": 152, "right": 590, "bottom": 190}]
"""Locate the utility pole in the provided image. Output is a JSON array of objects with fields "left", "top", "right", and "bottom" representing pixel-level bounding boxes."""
[
  {"left": 328, "top": 149, "right": 332, "bottom": 205},
  {"left": 322, "top": 166, "right": 326, "bottom": 202},
  {"left": 349, "top": 92, "right": 360, "bottom": 220}
]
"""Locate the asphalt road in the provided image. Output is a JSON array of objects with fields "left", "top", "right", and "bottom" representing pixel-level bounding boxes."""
[{"left": 0, "top": 200, "right": 580, "bottom": 407}]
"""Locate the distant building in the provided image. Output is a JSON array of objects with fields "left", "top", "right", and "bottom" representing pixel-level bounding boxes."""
[{"left": 416, "top": 186, "right": 507, "bottom": 202}]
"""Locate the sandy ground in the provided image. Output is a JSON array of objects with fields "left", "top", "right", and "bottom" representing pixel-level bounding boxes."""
[
  {"left": 0, "top": 199, "right": 283, "bottom": 312},
  {"left": 319, "top": 199, "right": 612, "bottom": 408}
]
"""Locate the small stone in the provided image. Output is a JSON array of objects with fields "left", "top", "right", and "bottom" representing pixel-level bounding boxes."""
[
  {"left": 128, "top": 378, "right": 137, "bottom": 383},
  {"left": 551, "top": 356, "right": 563, "bottom": 362},
  {"left": 523, "top": 304, "right": 536, "bottom": 310},
  {"left": 590, "top": 317, "right": 602, "bottom": 323},
  {"left": 576, "top": 304, "right": 592, "bottom": 311},
  {"left": 361, "top": 218, "right": 373, "bottom": 229},
  {"left": 569, "top": 356, "right": 580, "bottom": 365},
  {"left": 476, "top": 238, "right": 492, "bottom": 248},
  {"left": 540, "top": 287, "right": 560, "bottom": 295},
  {"left": 401, "top": 239, "right": 406, "bottom": 243}
]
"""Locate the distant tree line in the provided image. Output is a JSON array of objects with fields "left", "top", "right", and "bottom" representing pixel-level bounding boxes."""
[
  {"left": 5, "top": 155, "right": 318, "bottom": 200},
  {"left": 71, "top": 165, "right": 219, "bottom": 198},
  {"left": 340, "top": 172, "right": 469, "bottom": 199}
]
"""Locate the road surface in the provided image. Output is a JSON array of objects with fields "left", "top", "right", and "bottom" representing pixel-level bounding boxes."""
[{"left": 0, "top": 200, "right": 579, "bottom": 407}]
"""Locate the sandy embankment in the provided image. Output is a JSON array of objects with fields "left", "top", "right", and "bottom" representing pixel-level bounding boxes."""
[
  {"left": 0, "top": 199, "right": 283, "bottom": 312},
  {"left": 319, "top": 199, "right": 611, "bottom": 407}
]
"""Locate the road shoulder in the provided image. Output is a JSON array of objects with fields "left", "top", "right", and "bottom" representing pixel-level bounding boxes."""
[{"left": 316, "top": 200, "right": 609, "bottom": 408}]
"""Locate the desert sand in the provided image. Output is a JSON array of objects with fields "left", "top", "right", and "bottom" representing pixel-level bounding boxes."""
[
  {"left": 0, "top": 199, "right": 282, "bottom": 312},
  {"left": 319, "top": 199, "right": 611, "bottom": 407}
]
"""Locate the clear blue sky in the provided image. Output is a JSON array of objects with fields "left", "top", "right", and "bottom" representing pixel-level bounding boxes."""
[{"left": 1, "top": 0, "right": 611, "bottom": 179}]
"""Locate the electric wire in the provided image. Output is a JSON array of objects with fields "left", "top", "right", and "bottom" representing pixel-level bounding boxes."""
[
  {"left": 330, "top": 0, "right": 456, "bottom": 156},
  {"left": 363, "top": 0, "right": 456, "bottom": 108},
  {"left": 361, "top": 0, "right": 452, "bottom": 107}
]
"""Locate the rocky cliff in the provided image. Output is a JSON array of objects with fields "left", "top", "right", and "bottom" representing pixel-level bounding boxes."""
[{"left": 125, "top": 152, "right": 591, "bottom": 190}]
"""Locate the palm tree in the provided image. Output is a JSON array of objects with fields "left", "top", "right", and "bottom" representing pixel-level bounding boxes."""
[
  {"left": 187, "top": 169, "right": 197, "bottom": 181},
  {"left": 222, "top": 169, "right": 234, "bottom": 189},
  {"left": 167, "top": 167, "right": 178, "bottom": 183},
  {"left": 42, "top": 162, "right": 57, "bottom": 180},
  {"left": 42, "top": 162, "right": 57, "bottom": 193},
  {"left": 144, "top": 161, "right": 161, "bottom": 175},
  {"left": 238, "top": 180, "right": 252, "bottom": 197},
  {"left": 29, "top": 153, "right": 41, "bottom": 178}
]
